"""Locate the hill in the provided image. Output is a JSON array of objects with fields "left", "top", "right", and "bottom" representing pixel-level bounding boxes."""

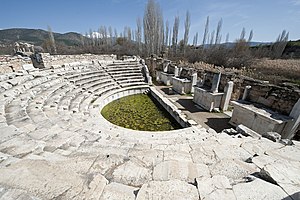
[{"left": 0, "top": 28, "right": 84, "bottom": 46}]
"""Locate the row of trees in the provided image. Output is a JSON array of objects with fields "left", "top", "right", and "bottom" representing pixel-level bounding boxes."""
[{"left": 45, "top": 0, "right": 290, "bottom": 68}]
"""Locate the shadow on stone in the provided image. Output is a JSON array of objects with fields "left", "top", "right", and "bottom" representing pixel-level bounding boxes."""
[
  {"left": 281, "top": 192, "right": 300, "bottom": 200},
  {"left": 251, "top": 170, "right": 278, "bottom": 185},
  {"left": 176, "top": 99, "right": 206, "bottom": 113},
  {"left": 205, "top": 117, "right": 233, "bottom": 133},
  {"left": 133, "top": 189, "right": 139, "bottom": 197},
  {"left": 160, "top": 87, "right": 176, "bottom": 95}
]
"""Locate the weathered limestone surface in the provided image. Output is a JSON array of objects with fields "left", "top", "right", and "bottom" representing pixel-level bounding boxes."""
[
  {"left": 197, "top": 175, "right": 236, "bottom": 200},
  {"left": 153, "top": 160, "right": 210, "bottom": 182},
  {"left": 111, "top": 160, "right": 152, "bottom": 187},
  {"left": 136, "top": 180, "right": 199, "bottom": 200},
  {"left": 232, "top": 177, "right": 292, "bottom": 200},
  {"left": 100, "top": 182, "right": 137, "bottom": 200},
  {"left": 0, "top": 56, "right": 299, "bottom": 199}
]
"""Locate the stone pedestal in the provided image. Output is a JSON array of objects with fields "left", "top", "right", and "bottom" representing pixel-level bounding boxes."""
[
  {"left": 156, "top": 71, "right": 174, "bottom": 86},
  {"left": 193, "top": 87, "right": 224, "bottom": 112},
  {"left": 229, "top": 101, "right": 292, "bottom": 135},
  {"left": 172, "top": 77, "right": 192, "bottom": 94}
]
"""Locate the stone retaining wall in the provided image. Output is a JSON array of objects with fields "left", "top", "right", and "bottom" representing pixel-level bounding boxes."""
[{"left": 96, "top": 85, "right": 195, "bottom": 129}]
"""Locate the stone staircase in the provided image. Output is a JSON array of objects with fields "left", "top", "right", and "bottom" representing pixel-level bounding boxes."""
[{"left": 0, "top": 59, "right": 299, "bottom": 199}]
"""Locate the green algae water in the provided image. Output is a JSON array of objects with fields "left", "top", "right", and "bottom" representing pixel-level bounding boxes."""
[{"left": 101, "top": 94, "right": 181, "bottom": 131}]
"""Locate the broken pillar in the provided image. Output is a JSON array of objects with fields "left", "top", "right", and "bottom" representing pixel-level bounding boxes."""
[
  {"left": 282, "top": 98, "right": 300, "bottom": 139},
  {"left": 191, "top": 73, "right": 198, "bottom": 93},
  {"left": 220, "top": 81, "right": 234, "bottom": 111},
  {"left": 211, "top": 72, "right": 221, "bottom": 93},
  {"left": 242, "top": 85, "right": 251, "bottom": 101},
  {"left": 174, "top": 66, "right": 179, "bottom": 77},
  {"left": 163, "top": 62, "right": 169, "bottom": 72}
]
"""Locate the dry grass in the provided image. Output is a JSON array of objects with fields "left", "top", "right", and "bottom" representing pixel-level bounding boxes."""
[
  {"left": 246, "top": 58, "right": 300, "bottom": 85},
  {"left": 181, "top": 59, "right": 300, "bottom": 86}
]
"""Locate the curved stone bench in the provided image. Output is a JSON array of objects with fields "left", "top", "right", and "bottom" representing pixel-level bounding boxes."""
[{"left": 0, "top": 59, "right": 299, "bottom": 199}]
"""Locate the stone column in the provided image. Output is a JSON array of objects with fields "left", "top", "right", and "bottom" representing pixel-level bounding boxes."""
[
  {"left": 242, "top": 85, "right": 251, "bottom": 101},
  {"left": 282, "top": 98, "right": 300, "bottom": 139},
  {"left": 163, "top": 62, "right": 169, "bottom": 72},
  {"left": 174, "top": 66, "right": 179, "bottom": 77},
  {"left": 156, "top": 71, "right": 161, "bottom": 82},
  {"left": 220, "top": 81, "right": 234, "bottom": 111},
  {"left": 191, "top": 73, "right": 198, "bottom": 93},
  {"left": 211, "top": 72, "right": 221, "bottom": 93}
]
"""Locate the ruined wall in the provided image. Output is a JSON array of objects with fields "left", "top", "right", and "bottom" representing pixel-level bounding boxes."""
[
  {"left": 149, "top": 57, "right": 300, "bottom": 115},
  {"left": 241, "top": 79, "right": 300, "bottom": 115},
  {"left": 38, "top": 53, "right": 117, "bottom": 68},
  {"left": 198, "top": 71, "right": 299, "bottom": 115},
  {"left": 0, "top": 55, "right": 32, "bottom": 73}
]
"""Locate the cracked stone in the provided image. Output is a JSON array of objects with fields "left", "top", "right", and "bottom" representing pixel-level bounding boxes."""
[
  {"left": 100, "top": 182, "right": 137, "bottom": 200},
  {"left": 111, "top": 160, "right": 152, "bottom": 187},
  {"left": 233, "top": 177, "right": 292, "bottom": 200},
  {"left": 153, "top": 160, "right": 210, "bottom": 182},
  {"left": 136, "top": 180, "right": 199, "bottom": 200},
  {"left": 196, "top": 175, "right": 235, "bottom": 200}
]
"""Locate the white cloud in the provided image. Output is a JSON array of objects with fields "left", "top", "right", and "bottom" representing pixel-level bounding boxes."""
[{"left": 291, "top": 0, "right": 300, "bottom": 5}]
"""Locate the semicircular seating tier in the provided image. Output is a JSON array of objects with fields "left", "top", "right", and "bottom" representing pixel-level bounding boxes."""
[{"left": 0, "top": 58, "right": 299, "bottom": 200}]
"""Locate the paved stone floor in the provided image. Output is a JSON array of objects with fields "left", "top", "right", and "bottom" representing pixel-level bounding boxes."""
[{"left": 155, "top": 85, "right": 233, "bottom": 132}]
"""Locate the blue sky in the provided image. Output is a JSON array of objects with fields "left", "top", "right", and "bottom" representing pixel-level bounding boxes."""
[{"left": 0, "top": 0, "right": 299, "bottom": 42}]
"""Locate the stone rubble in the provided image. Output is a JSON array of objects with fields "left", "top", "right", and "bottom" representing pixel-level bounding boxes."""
[{"left": 0, "top": 55, "right": 299, "bottom": 199}]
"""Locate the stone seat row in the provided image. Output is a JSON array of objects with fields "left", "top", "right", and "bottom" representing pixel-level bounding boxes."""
[
  {"left": 0, "top": 64, "right": 97, "bottom": 126},
  {"left": 1, "top": 63, "right": 148, "bottom": 135},
  {"left": 1, "top": 60, "right": 300, "bottom": 199}
]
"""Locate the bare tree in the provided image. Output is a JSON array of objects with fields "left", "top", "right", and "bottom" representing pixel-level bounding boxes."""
[
  {"left": 136, "top": 17, "right": 142, "bottom": 54},
  {"left": 193, "top": 32, "right": 198, "bottom": 46},
  {"left": 108, "top": 26, "right": 113, "bottom": 46},
  {"left": 113, "top": 28, "right": 118, "bottom": 45},
  {"left": 225, "top": 33, "right": 230, "bottom": 44},
  {"left": 156, "top": 12, "right": 164, "bottom": 53},
  {"left": 100, "top": 26, "right": 108, "bottom": 46},
  {"left": 172, "top": 15, "right": 180, "bottom": 55},
  {"left": 168, "top": 28, "right": 172, "bottom": 47},
  {"left": 215, "top": 18, "right": 223, "bottom": 44},
  {"left": 89, "top": 29, "right": 95, "bottom": 46},
  {"left": 183, "top": 10, "right": 191, "bottom": 54},
  {"left": 127, "top": 26, "right": 132, "bottom": 41},
  {"left": 240, "top": 27, "right": 246, "bottom": 40},
  {"left": 271, "top": 30, "right": 289, "bottom": 59},
  {"left": 47, "top": 25, "right": 57, "bottom": 54},
  {"left": 143, "top": 0, "right": 164, "bottom": 55},
  {"left": 248, "top": 29, "right": 253, "bottom": 43},
  {"left": 210, "top": 30, "right": 215, "bottom": 46},
  {"left": 202, "top": 16, "right": 209, "bottom": 46},
  {"left": 165, "top": 20, "right": 169, "bottom": 47}
]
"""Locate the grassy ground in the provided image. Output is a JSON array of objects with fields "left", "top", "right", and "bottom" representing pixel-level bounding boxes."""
[{"left": 101, "top": 94, "right": 181, "bottom": 131}]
